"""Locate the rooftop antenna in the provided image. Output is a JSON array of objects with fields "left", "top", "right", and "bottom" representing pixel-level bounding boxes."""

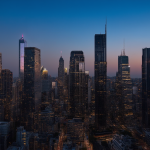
[
  {"left": 105, "top": 17, "right": 107, "bottom": 35},
  {"left": 22, "top": 34, "right": 23, "bottom": 38},
  {"left": 61, "top": 51, "right": 62, "bottom": 57},
  {"left": 121, "top": 50, "right": 122, "bottom": 56},
  {"left": 123, "top": 39, "right": 125, "bottom": 55}
]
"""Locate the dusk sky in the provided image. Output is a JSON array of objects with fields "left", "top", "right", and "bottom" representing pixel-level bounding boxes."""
[{"left": 0, "top": 0, "right": 150, "bottom": 78}]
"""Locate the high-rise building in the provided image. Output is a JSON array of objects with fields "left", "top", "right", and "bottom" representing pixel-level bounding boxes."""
[
  {"left": 85, "top": 71, "right": 89, "bottom": 114},
  {"left": 94, "top": 25, "right": 107, "bottom": 129},
  {"left": 0, "top": 53, "right": 1, "bottom": 74},
  {"left": 142, "top": 48, "right": 150, "bottom": 128},
  {"left": 69, "top": 51, "right": 86, "bottom": 118},
  {"left": 41, "top": 67, "right": 49, "bottom": 105},
  {"left": 23, "top": 47, "right": 41, "bottom": 131},
  {"left": 0, "top": 69, "right": 13, "bottom": 121},
  {"left": 58, "top": 56, "right": 64, "bottom": 100},
  {"left": 0, "top": 53, "right": 2, "bottom": 120},
  {"left": 64, "top": 68, "right": 69, "bottom": 112},
  {"left": 116, "top": 51, "right": 133, "bottom": 125},
  {"left": 19, "top": 35, "right": 27, "bottom": 79}
]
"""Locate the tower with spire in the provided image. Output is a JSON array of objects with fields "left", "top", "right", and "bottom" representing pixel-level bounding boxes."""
[
  {"left": 116, "top": 49, "right": 133, "bottom": 125},
  {"left": 19, "top": 35, "right": 27, "bottom": 79},
  {"left": 58, "top": 53, "right": 64, "bottom": 100}
]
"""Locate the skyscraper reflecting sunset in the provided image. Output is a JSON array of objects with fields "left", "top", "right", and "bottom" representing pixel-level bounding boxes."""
[{"left": 19, "top": 35, "right": 27, "bottom": 79}]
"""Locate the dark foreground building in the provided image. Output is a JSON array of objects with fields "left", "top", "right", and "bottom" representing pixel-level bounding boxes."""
[
  {"left": 23, "top": 47, "right": 41, "bottom": 131},
  {"left": 95, "top": 25, "right": 107, "bottom": 129},
  {"left": 69, "top": 51, "right": 86, "bottom": 118},
  {"left": 142, "top": 48, "right": 150, "bottom": 128}
]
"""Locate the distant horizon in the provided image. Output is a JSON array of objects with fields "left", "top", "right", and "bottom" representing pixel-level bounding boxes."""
[
  {"left": 1, "top": 0, "right": 150, "bottom": 78},
  {"left": 12, "top": 75, "right": 142, "bottom": 79}
]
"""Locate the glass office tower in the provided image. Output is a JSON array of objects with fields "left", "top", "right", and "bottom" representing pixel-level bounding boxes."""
[
  {"left": 142, "top": 48, "right": 150, "bottom": 128},
  {"left": 69, "top": 51, "right": 86, "bottom": 118},
  {"left": 23, "top": 47, "right": 41, "bottom": 131},
  {"left": 94, "top": 25, "right": 107, "bottom": 129},
  {"left": 19, "top": 35, "right": 27, "bottom": 79},
  {"left": 116, "top": 52, "right": 133, "bottom": 125}
]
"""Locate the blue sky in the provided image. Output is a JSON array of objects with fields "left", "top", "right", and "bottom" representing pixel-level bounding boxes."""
[{"left": 0, "top": 0, "right": 150, "bottom": 77}]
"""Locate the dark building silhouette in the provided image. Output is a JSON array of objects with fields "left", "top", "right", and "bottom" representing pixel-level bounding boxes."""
[
  {"left": 142, "top": 48, "right": 150, "bottom": 128},
  {"left": 0, "top": 69, "right": 12, "bottom": 121},
  {"left": 69, "top": 51, "right": 86, "bottom": 118},
  {"left": 63, "top": 68, "right": 69, "bottom": 112},
  {"left": 19, "top": 35, "right": 27, "bottom": 79},
  {"left": 85, "top": 71, "right": 89, "bottom": 114},
  {"left": 95, "top": 25, "right": 107, "bottom": 129},
  {"left": 58, "top": 56, "right": 64, "bottom": 100},
  {"left": 23, "top": 47, "right": 41, "bottom": 131},
  {"left": 0, "top": 53, "right": 2, "bottom": 74},
  {"left": 0, "top": 53, "right": 2, "bottom": 120}
]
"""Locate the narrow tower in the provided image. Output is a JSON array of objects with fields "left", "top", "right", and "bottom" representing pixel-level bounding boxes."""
[
  {"left": 19, "top": 35, "right": 27, "bottom": 79},
  {"left": 94, "top": 24, "right": 107, "bottom": 129}
]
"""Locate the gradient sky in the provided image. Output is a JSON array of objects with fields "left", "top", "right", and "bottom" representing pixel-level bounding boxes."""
[{"left": 0, "top": 0, "right": 150, "bottom": 78}]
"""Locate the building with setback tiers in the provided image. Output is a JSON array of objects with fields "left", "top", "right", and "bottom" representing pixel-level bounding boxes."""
[
  {"left": 23, "top": 47, "right": 41, "bottom": 131},
  {"left": 69, "top": 51, "right": 86, "bottom": 118},
  {"left": 115, "top": 51, "right": 133, "bottom": 125},
  {"left": 95, "top": 25, "right": 107, "bottom": 129}
]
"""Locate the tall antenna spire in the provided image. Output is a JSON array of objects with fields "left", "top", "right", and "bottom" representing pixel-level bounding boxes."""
[
  {"left": 61, "top": 51, "right": 62, "bottom": 57},
  {"left": 123, "top": 39, "right": 125, "bottom": 55},
  {"left": 105, "top": 18, "right": 107, "bottom": 35}
]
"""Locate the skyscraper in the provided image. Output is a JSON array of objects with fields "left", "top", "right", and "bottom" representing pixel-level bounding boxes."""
[
  {"left": 142, "top": 48, "right": 150, "bottom": 128},
  {"left": 116, "top": 51, "right": 133, "bottom": 125},
  {"left": 58, "top": 56, "right": 64, "bottom": 100},
  {"left": 23, "top": 47, "right": 41, "bottom": 130},
  {"left": 19, "top": 35, "right": 27, "bottom": 79},
  {"left": 64, "top": 68, "right": 69, "bottom": 112},
  {"left": 0, "top": 53, "right": 2, "bottom": 74},
  {"left": 69, "top": 51, "right": 86, "bottom": 118},
  {"left": 95, "top": 25, "right": 107, "bottom": 129},
  {"left": 0, "top": 69, "right": 13, "bottom": 121},
  {"left": 0, "top": 53, "right": 2, "bottom": 120}
]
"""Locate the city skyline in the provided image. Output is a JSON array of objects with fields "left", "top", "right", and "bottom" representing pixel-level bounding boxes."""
[{"left": 0, "top": 0, "right": 150, "bottom": 78}]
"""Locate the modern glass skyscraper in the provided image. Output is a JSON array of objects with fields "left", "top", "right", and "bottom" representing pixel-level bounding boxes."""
[
  {"left": 116, "top": 52, "right": 133, "bottom": 125},
  {"left": 23, "top": 47, "right": 41, "bottom": 131},
  {"left": 69, "top": 51, "right": 86, "bottom": 118},
  {"left": 142, "top": 48, "right": 150, "bottom": 128},
  {"left": 58, "top": 56, "right": 64, "bottom": 100},
  {"left": 19, "top": 35, "right": 27, "bottom": 79},
  {"left": 94, "top": 25, "right": 107, "bottom": 129}
]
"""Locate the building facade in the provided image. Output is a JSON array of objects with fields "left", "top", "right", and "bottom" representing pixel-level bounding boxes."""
[
  {"left": 142, "top": 48, "right": 150, "bottom": 128},
  {"left": 58, "top": 56, "right": 64, "bottom": 100},
  {"left": 23, "top": 47, "right": 41, "bottom": 131},
  {"left": 0, "top": 69, "right": 13, "bottom": 121},
  {"left": 116, "top": 52, "right": 133, "bottom": 125},
  {"left": 69, "top": 51, "right": 86, "bottom": 118},
  {"left": 94, "top": 25, "right": 107, "bottom": 129},
  {"left": 19, "top": 35, "right": 27, "bottom": 79}
]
